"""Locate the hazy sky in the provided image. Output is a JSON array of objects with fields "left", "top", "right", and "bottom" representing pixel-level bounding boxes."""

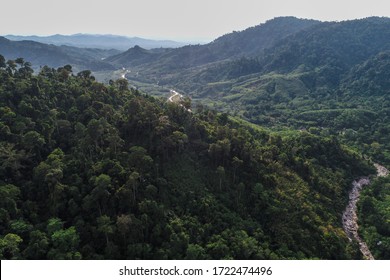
[{"left": 1, "top": 0, "right": 389, "bottom": 42}]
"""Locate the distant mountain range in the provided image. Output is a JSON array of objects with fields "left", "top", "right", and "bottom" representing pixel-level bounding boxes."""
[
  {"left": 0, "top": 17, "right": 321, "bottom": 73},
  {"left": 0, "top": 36, "right": 117, "bottom": 72},
  {"left": 0, "top": 33, "right": 189, "bottom": 72},
  {"left": 4, "top": 34, "right": 187, "bottom": 50},
  {"left": 1, "top": 16, "right": 389, "bottom": 82}
]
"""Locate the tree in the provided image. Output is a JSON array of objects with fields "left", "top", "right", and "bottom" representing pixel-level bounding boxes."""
[
  {"left": 46, "top": 218, "right": 64, "bottom": 235},
  {"left": 0, "top": 54, "right": 6, "bottom": 68},
  {"left": 206, "top": 235, "right": 230, "bottom": 259},
  {"left": 236, "top": 182, "right": 245, "bottom": 202},
  {"left": 116, "top": 214, "right": 132, "bottom": 248},
  {"left": 57, "top": 66, "right": 72, "bottom": 81},
  {"left": 9, "top": 219, "right": 33, "bottom": 239},
  {"left": 116, "top": 78, "right": 129, "bottom": 91},
  {"left": 232, "top": 156, "right": 243, "bottom": 184},
  {"left": 170, "top": 131, "right": 189, "bottom": 153},
  {"left": 0, "top": 143, "right": 28, "bottom": 180},
  {"left": 97, "top": 215, "right": 115, "bottom": 246},
  {"left": 77, "top": 70, "right": 93, "bottom": 80},
  {"left": 185, "top": 244, "right": 208, "bottom": 259},
  {"left": 22, "top": 131, "right": 45, "bottom": 156},
  {"left": 216, "top": 166, "right": 225, "bottom": 191},
  {"left": 15, "top": 58, "right": 33, "bottom": 78},
  {"left": 6, "top": 60, "right": 17, "bottom": 75},
  {"left": 23, "top": 230, "right": 49, "bottom": 259},
  {"left": 209, "top": 139, "right": 231, "bottom": 166},
  {"left": 48, "top": 226, "right": 81, "bottom": 259},
  {"left": 0, "top": 184, "right": 21, "bottom": 221},
  {"left": 226, "top": 230, "right": 262, "bottom": 259},
  {"left": 128, "top": 146, "right": 153, "bottom": 176},
  {"left": 0, "top": 233, "right": 23, "bottom": 259},
  {"left": 91, "top": 174, "right": 112, "bottom": 216},
  {"left": 34, "top": 148, "right": 66, "bottom": 215},
  {"left": 126, "top": 171, "right": 140, "bottom": 202}
]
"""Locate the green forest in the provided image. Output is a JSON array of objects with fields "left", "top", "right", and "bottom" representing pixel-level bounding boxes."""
[
  {"left": 0, "top": 56, "right": 376, "bottom": 259},
  {"left": 358, "top": 176, "right": 390, "bottom": 259}
]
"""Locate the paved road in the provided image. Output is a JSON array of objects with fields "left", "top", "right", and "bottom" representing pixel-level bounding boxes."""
[{"left": 168, "top": 89, "right": 183, "bottom": 102}]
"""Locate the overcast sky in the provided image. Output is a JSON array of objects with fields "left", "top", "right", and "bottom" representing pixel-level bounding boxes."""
[{"left": 1, "top": 0, "right": 389, "bottom": 42}]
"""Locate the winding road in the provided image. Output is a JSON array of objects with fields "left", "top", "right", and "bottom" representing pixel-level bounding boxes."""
[
  {"left": 118, "top": 69, "right": 184, "bottom": 105},
  {"left": 168, "top": 89, "right": 192, "bottom": 112},
  {"left": 117, "top": 69, "right": 187, "bottom": 108},
  {"left": 168, "top": 89, "right": 183, "bottom": 103},
  {"left": 342, "top": 163, "right": 389, "bottom": 259}
]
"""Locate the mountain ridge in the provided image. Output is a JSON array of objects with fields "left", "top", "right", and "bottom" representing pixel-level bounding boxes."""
[
  {"left": 4, "top": 34, "right": 188, "bottom": 50},
  {"left": 0, "top": 36, "right": 117, "bottom": 72},
  {"left": 104, "top": 17, "right": 320, "bottom": 70}
]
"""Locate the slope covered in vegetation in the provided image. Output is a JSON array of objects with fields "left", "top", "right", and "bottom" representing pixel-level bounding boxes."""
[
  {"left": 176, "top": 18, "right": 390, "bottom": 166},
  {"left": 0, "top": 57, "right": 374, "bottom": 259},
  {"left": 358, "top": 176, "right": 390, "bottom": 259}
]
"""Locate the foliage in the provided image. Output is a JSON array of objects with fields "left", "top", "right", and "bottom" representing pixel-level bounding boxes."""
[
  {"left": 0, "top": 58, "right": 375, "bottom": 259},
  {"left": 358, "top": 177, "right": 390, "bottom": 259}
]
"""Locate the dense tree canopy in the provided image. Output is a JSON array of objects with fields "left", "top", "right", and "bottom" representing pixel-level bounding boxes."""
[{"left": 0, "top": 57, "right": 375, "bottom": 259}]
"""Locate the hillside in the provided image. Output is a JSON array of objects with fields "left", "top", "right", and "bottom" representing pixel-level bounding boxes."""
[
  {"left": 181, "top": 18, "right": 390, "bottom": 164},
  {"left": 105, "top": 17, "right": 319, "bottom": 71},
  {"left": 105, "top": 45, "right": 168, "bottom": 67},
  {"left": 0, "top": 57, "right": 374, "bottom": 259},
  {"left": 165, "top": 17, "right": 390, "bottom": 90},
  {"left": 260, "top": 17, "right": 390, "bottom": 74},
  {"left": 112, "top": 17, "right": 390, "bottom": 102},
  {"left": 358, "top": 175, "right": 390, "bottom": 259},
  {"left": 209, "top": 17, "right": 320, "bottom": 59},
  {"left": 104, "top": 17, "right": 390, "bottom": 257}
]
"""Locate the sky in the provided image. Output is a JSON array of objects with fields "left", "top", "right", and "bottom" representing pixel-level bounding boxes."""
[{"left": 1, "top": 0, "right": 389, "bottom": 42}]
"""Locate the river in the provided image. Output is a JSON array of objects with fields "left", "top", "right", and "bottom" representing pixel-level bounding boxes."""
[{"left": 342, "top": 163, "right": 389, "bottom": 259}]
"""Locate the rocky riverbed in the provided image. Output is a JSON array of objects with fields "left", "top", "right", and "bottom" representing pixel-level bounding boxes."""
[{"left": 342, "top": 163, "right": 389, "bottom": 260}]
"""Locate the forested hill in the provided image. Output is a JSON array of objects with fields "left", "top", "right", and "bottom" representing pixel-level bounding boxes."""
[
  {"left": 259, "top": 17, "right": 390, "bottom": 74},
  {"left": 171, "top": 17, "right": 390, "bottom": 165},
  {"left": 0, "top": 56, "right": 374, "bottom": 259},
  {"left": 208, "top": 17, "right": 320, "bottom": 59},
  {"left": 148, "top": 16, "right": 390, "bottom": 87},
  {"left": 105, "top": 17, "right": 318, "bottom": 70}
]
